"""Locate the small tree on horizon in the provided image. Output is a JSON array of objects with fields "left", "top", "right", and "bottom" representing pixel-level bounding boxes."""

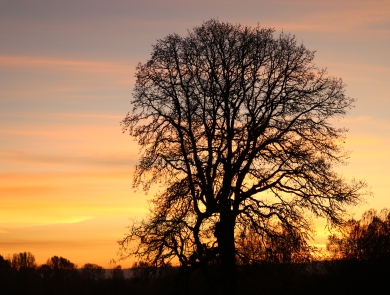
[{"left": 120, "top": 19, "right": 366, "bottom": 293}]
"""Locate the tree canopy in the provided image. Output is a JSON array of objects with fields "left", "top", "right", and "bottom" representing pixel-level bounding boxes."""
[{"left": 120, "top": 19, "right": 365, "bottom": 291}]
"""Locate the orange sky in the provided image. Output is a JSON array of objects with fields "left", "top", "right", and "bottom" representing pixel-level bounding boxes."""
[{"left": 1, "top": 0, "right": 389, "bottom": 268}]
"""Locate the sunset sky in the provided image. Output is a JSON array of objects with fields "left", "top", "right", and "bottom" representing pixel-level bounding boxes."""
[{"left": 1, "top": 0, "right": 389, "bottom": 268}]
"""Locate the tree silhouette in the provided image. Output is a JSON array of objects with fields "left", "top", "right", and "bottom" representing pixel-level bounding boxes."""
[
  {"left": 0, "top": 255, "right": 12, "bottom": 293},
  {"left": 11, "top": 252, "right": 37, "bottom": 271},
  {"left": 10, "top": 252, "right": 38, "bottom": 294},
  {"left": 46, "top": 255, "right": 76, "bottom": 271},
  {"left": 327, "top": 208, "right": 390, "bottom": 261},
  {"left": 120, "top": 19, "right": 366, "bottom": 292},
  {"left": 0, "top": 255, "right": 11, "bottom": 271},
  {"left": 81, "top": 263, "right": 105, "bottom": 295},
  {"left": 82, "top": 263, "right": 105, "bottom": 281},
  {"left": 112, "top": 265, "right": 125, "bottom": 280},
  {"left": 44, "top": 255, "right": 78, "bottom": 290}
]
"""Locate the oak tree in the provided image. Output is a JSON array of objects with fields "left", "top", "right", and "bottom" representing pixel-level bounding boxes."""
[{"left": 120, "top": 19, "right": 365, "bottom": 291}]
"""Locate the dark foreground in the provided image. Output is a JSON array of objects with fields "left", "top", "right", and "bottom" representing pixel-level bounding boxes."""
[{"left": 1, "top": 259, "right": 389, "bottom": 295}]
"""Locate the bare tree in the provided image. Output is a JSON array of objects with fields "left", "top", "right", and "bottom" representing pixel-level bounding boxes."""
[{"left": 120, "top": 19, "right": 365, "bottom": 292}]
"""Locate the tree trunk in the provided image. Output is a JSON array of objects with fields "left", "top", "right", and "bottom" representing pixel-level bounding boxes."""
[{"left": 217, "top": 210, "right": 237, "bottom": 294}]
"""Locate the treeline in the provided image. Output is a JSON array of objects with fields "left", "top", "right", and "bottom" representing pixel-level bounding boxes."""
[
  {"left": 0, "top": 252, "right": 181, "bottom": 295},
  {"left": 2, "top": 208, "right": 390, "bottom": 295}
]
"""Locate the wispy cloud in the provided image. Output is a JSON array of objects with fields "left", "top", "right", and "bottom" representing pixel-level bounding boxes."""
[
  {"left": 0, "top": 149, "right": 137, "bottom": 168},
  {"left": 0, "top": 55, "right": 135, "bottom": 74},
  {"left": 2, "top": 111, "right": 124, "bottom": 120}
]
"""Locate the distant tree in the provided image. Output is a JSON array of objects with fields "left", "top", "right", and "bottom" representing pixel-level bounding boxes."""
[
  {"left": 38, "top": 263, "right": 53, "bottom": 279},
  {"left": 112, "top": 265, "right": 125, "bottom": 281},
  {"left": 131, "top": 261, "right": 153, "bottom": 280},
  {"left": 120, "top": 19, "right": 366, "bottom": 292},
  {"left": 11, "top": 252, "right": 37, "bottom": 270},
  {"left": 46, "top": 255, "right": 76, "bottom": 270},
  {"left": 45, "top": 255, "right": 78, "bottom": 285},
  {"left": 0, "top": 254, "right": 11, "bottom": 271},
  {"left": 110, "top": 265, "right": 126, "bottom": 294},
  {"left": 327, "top": 208, "right": 390, "bottom": 261},
  {"left": 82, "top": 263, "right": 105, "bottom": 281},
  {"left": 10, "top": 252, "right": 38, "bottom": 293},
  {"left": 79, "top": 263, "right": 105, "bottom": 295},
  {"left": 0, "top": 255, "right": 12, "bottom": 290}
]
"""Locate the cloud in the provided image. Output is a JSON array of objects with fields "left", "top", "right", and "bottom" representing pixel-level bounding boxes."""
[
  {"left": 0, "top": 167, "right": 149, "bottom": 228},
  {"left": 0, "top": 185, "right": 55, "bottom": 197},
  {"left": 0, "top": 149, "right": 137, "bottom": 168},
  {"left": 3, "top": 111, "right": 124, "bottom": 121},
  {"left": 330, "top": 115, "right": 390, "bottom": 136},
  {"left": 2, "top": 0, "right": 389, "bottom": 41},
  {"left": 0, "top": 55, "right": 135, "bottom": 74},
  {"left": 321, "top": 62, "right": 390, "bottom": 78},
  {"left": 0, "top": 212, "right": 95, "bottom": 228}
]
